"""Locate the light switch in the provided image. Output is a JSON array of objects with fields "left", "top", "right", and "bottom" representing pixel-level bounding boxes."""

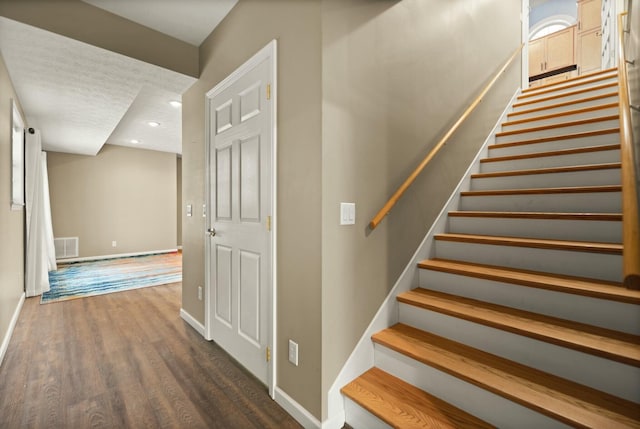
[
  {"left": 186, "top": 204, "right": 192, "bottom": 217},
  {"left": 340, "top": 203, "right": 355, "bottom": 225}
]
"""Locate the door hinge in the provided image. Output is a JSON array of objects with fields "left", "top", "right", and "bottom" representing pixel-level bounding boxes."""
[
  {"left": 266, "top": 84, "right": 271, "bottom": 100},
  {"left": 266, "top": 215, "right": 271, "bottom": 232},
  {"left": 266, "top": 346, "right": 271, "bottom": 362}
]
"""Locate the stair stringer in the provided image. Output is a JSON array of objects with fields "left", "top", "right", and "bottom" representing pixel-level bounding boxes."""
[{"left": 321, "top": 89, "right": 521, "bottom": 429}]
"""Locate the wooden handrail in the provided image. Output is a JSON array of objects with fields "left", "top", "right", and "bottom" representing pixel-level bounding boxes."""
[
  {"left": 368, "top": 44, "right": 524, "bottom": 230},
  {"left": 617, "top": 11, "right": 640, "bottom": 290}
]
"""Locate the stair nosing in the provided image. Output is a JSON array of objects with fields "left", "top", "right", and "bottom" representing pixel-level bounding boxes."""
[
  {"left": 471, "top": 162, "right": 621, "bottom": 179},
  {"left": 508, "top": 92, "right": 619, "bottom": 119},
  {"left": 460, "top": 185, "right": 622, "bottom": 197},
  {"left": 519, "top": 73, "right": 618, "bottom": 99},
  {"left": 447, "top": 211, "right": 622, "bottom": 221},
  {"left": 495, "top": 115, "right": 619, "bottom": 138},
  {"left": 418, "top": 258, "right": 638, "bottom": 304},
  {"left": 502, "top": 103, "right": 618, "bottom": 128},
  {"left": 513, "top": 82, "right": 618, "bottom": 108},
  {"left": 398, "top": 288, "right": 640, "bottom": 367},
  {"left": 434, "top": 233, "right": 622, "bottom": 255},
  {"left": 341, "top": 367, "right": 496, "bottom": 429},
  {"left": 488, "top": 128, "right": 620, "bottom": 151},
  {"left": 481, "top": 143, "right": 620, "bottom": 163},
  {"left": 521, "top": 68, "right": 617, "bottom": 94},
  {"left": 373, "top": 324, "right": 640, "bottom": 428}
]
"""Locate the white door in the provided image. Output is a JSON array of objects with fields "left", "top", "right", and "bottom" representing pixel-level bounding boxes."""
[{"left": 205, "top": 42, "right": 276, "bottom": 387}]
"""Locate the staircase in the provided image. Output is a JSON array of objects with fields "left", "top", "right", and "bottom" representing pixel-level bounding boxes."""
[{"left": 341, "top": 68, "right": 640, "bottom": 428}]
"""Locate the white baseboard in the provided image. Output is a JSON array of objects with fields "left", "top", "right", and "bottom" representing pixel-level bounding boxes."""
[
  {"left": 0, "top": 292, "right": 25, "bottom": 368},
  {"left": 180, "top": 308, "right": 205, "bottom": 337},
  {"left": 57, "top": 248, "right": 178, "bottom": 264},
  {"left": 274, "top": 387, "right": 321, "bottom": 429},
  {"left": 323, "top": 88, "right": 521, "bottom": 426}
]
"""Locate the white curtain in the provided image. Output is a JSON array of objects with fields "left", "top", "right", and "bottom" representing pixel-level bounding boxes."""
[{"left": 25, "top": 129, "right": 56, "bottom": 297}]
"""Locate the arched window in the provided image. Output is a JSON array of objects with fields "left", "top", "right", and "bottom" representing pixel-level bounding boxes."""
[{"left": 529, "top": 15, "right": 576, "bottom": 40}]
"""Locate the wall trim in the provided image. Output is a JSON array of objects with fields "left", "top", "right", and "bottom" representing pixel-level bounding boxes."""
[
  {"left": 0, "top": 292, "right": 25, "bottom": 368},
  {"left": 323, "top": 89, "right": 521, "bottom": 428},
  {"left": 57, "top": 248, "right": 178, "bottom": 264},
  {"left": 180, "top": 308, "right": 205, "bottom": 337},
  {"left": 275, "top": 386, "right": 321, "bottom": 429}
]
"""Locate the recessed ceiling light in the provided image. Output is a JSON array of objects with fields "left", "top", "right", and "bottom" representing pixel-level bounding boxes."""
[
  {"left": 169, "top": 100, "right": 182, "bottom": 108},
  {"left": 131, "top": 139, "right": 140, "bottom": 144},
  {"left": 148, "top": 121, "right": 160, "bottom": 127}
]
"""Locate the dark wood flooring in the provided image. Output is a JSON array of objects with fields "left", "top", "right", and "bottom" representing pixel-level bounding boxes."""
[{"left": 0, "top": 283, "right": 302, "bottom": 429}]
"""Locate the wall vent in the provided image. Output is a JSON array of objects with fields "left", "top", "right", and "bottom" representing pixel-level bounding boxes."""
[{"left": 54, "top": 237, "right": 79, "bottom": 259}]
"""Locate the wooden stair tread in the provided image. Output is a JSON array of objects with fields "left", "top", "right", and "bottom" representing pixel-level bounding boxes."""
[
  {"left": 398, "top": 288, "right": 640, "bottom": 366},
  {"left": 434, "top": 233, "right": 622, "bottom": 254},
  {"left": 448, "top": 211, "right": 622, "bottom": 221},
  {"left": 481, "top": 144, "right": 620, "bottom": 163},
  {"left": 521, "top": 68, "right": 617, "bottom": 94},
  {"left": 372, "top": 324, "right": 640, "bottom": 428},
  {"left": 488, "top": 128, "right": 619, "bottom": 151},
  {"left": 508, "top": 92, "right": 619, "bottom": 119},
  {"left": 341, "top": 367, "right": 495, "bottom": 429},
  {"left": 495, "top": 115, "right": 619, "bottom": 138},
  {"left": 471, "top": 162, "right": 621, "bottom": 179},
  {"left": 418, "top": 258, "right": 640, "bottom": 304},
  {"left": 502, "top": 103, "right": 618, "bottom": 128},
  {"left": 519, "top": 73, "right": 618, "bottom": 99},
  {"left": 460, "top": 185, "right": 621, "bottom": 197},
  {"left": 513, "top": 82, "right": 618, "bottom": 108}
]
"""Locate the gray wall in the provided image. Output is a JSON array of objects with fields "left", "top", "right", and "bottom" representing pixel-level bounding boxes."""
[
  {"left": 530, "top": 0, "right": 577, "bottom": 29},
  {"left": 47, "top": 144, "right": 177, "bottom": 258},
  {"left": 0, "top": 51, "right": 25, "bottom": 362},
  {"left": 627, "top": 1, "right": 640, "bottom": 181},
  {"left": 320, "top": 0, "right": 521, "bottom": 419},
  {"left": 181, "top": 0, "right": 323, "bottom": 419}
]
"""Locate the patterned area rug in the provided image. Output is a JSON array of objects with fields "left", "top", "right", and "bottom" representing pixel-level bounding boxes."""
[{"left": 41, "top": 252, "right": 182, "bottom": 304}]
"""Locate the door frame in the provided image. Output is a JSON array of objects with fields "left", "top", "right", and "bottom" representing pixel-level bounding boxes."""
[
  {"left": 522, "top": 0, "right": 530, "bottom": 90},
  {"left": 204, "top": 39, "right": 278, "bottom": 398}
]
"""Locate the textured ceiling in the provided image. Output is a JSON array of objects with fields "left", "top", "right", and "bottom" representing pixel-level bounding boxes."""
[
  {"left": 0, "top": 17, "right": 196, "bottom": 155},
  {"left": 81, "top": 0, "right": 238, "bottom": 46}
]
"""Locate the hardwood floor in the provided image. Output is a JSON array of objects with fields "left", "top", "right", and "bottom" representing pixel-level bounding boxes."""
[{"left": 0, "top": 284, "right": 302, "bottom": 429}]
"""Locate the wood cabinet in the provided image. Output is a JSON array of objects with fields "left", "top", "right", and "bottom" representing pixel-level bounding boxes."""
[
  {"left": 577, "top": 0, "right": 602, "bottom": 75},
  {"left": 528, "top": 26, "right": 576, "bottom": 77}
]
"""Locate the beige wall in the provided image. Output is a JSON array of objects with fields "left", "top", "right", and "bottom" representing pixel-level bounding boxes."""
[
  {"left": 0, "top": 0, "right": 198, "bottom": 77},
  {"left": 628, "top": 1, "right": 640, "bottom": 178},
  {"left": 0, "top": 51, "right": 25, "bottom": 359},
  {"left": 177, "top": 156, "right": 182, "bottom": 247},
  {"left": 320, "top": 0, "right": 521, "bottom": 418},
  {"left": 47, "top": 144, "right": 177, "bottom": 258},
  {"left": 181, "top": 0, "right": 323, "bottom": 418}
]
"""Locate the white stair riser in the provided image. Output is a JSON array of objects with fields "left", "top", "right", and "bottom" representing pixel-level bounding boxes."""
[
  {"left": 418, "top": 269, "right": 640, "bottom": 335},
  {"left": 495, "top": 119, "right": 620, "bottom": 145},
  {"left": 502, "top": 106, "right": 619, "bottom": 132},
  {"left": 471, "top": 168, "right": 620, "bottom": 191},
  {"left": 460, "top": 191, "right": 622, "bottom": 213},
  {"left": 399, "top": 304, "right": 640, "bottom": 402},
  {"left": 480, "top": 149, "right": 621, "bottom": 172},
  {"left": 434, "top": 240, "right": 622, "bottom": 282},
  {"left": 448, "top": 217, "right": 622, "bottom": 243},
  {"left": 374, "top": 345, "right": 570, "bottom": 429},
  {"left": 513, "top": 85, "right": 618, "bottom": 110},
  {"left": 344, "top": 398, "right": 392, "bottom": 429},
  {"left": 488, "top": 133, "right": 620, "bottom": 157},
  {"left": 509, "top": 95, "right": 619, "bottom": 119},
  {"left": 520, "top": 76, "right": 618, "bottom": 100}
]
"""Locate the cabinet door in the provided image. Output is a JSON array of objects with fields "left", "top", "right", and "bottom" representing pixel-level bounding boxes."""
[
  {"left": 528, "top": 38, "right": 546, "bottom": 76},
  {"left": 577, "top": 28, "right": 602, "bottom": 74},
  {"left": 546, "top": 27, "right": 575, "bottom": 72},
  {"left": 578, "top": 0, "right": 602, "bottom": 31}
]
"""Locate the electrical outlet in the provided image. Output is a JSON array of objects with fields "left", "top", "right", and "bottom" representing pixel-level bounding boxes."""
[
  {"left": 198, "top": 286, "right": 203, "bottom": 301},
  {"left": 288, "top": 339, "right": 298, "bottom": 366},
  {"left": 111, "top": 240, "right": 117, "bottom": 247}
]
